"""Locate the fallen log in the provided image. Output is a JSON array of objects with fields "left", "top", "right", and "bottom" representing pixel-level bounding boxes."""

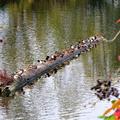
[{"left": 0, "top": 35, "right": 103, "bottom": 97}]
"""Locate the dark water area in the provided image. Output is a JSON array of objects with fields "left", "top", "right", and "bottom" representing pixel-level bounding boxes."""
[{"left": 0, "top": 0, "right": 120, "bottom": 120}]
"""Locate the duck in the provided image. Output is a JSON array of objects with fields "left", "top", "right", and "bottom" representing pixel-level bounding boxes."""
[
  {"left": 0, "top": 39, "right": 3, "bottom": 43},
  {"left": 54, "top": 51, "right": 61, "bottom": 57},
  {"left": 38, "top": 60, "right": 45, "bottom": 64},
  {"left": 37, "top": 60, "right": 40, "bottom": 62},
  {"left": 17, "top": 69, "right": 24, "bottom": 75},
  {"left": 75, "top": 54, "right": 79, "bottom": 58},
  {"left": 70, "top": 45, "right": 74, "bottom": 49},
  {"left": 29, "top": 65, "right": 37, "bottom": 69},
  {"left": 19, "top": 88, "right": 25, "bottom": 94},
  {"left": 90, "top": 36, "right": 96, "bottom": 41},
  {"left": 94, "top": 36, "right": 97, "bottom": 39},
  {"left": 2, "top": 87, "right": 11, "bottom": 97},
  {"left": 13, "top": 74, "right": 19, "bottom": 80},
  {"left": 46, "top": 56, "right": 50, "bottom": 61},
  {"left": 0, "top": 37, "right": 6, "bottom": 44},
  {"left": 44, "top": 73, "right": 51, "bottom": 78},
  {"left": 82, "top": 40, "right": 86, "bottom": 44},
  {"left": 95, "top": 92, "right": 103, "bottom": 100},
  {"left": 46, "top": 73, "right": 51, "bottom": 77},
  {"left": 50, "top": 55, "right": 56, "bottom": 61},
  {"left": 60, "top": 53, "right": 64, "bottom": 58},
  {"left": 77, "top": 44, "right": 80, "bottom": 49},
  {"left": 53, "top": 68, "right": 58, "bottom": 74}
]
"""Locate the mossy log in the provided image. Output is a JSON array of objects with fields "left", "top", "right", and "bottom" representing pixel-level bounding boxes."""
[{"left": 0, "top": 35, "right": 103, "bottom": 97}]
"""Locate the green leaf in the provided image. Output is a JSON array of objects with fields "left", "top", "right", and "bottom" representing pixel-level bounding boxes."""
[
  {"left": 98, "top": 115, "right": 115, "bottom": 120},
  {"left": 98, "top": 115, "right": 105, "bottom": 118}
]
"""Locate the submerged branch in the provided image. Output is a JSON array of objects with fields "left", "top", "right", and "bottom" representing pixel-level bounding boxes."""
[{"left": 102, "top": 30, "right": 120, "bottom": 43}]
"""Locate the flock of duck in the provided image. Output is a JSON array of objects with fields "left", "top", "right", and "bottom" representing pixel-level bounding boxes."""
[
  {"left": 13, "top": 35, "right": 101, "bottom": 80},
  {"left": 0, "top": 35, "right": 102, "bottom": 97},
  {"left": 91, "top": 79, "right": 119, "bottom": 100}
]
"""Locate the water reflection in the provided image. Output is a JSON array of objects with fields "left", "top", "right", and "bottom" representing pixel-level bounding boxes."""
[{"left": 0, "top": 0, "right": 120, "bottom": 120}]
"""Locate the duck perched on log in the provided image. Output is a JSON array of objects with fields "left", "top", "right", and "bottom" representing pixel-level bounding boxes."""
[{"left": 0, "top": 35, "right": 103, "bottom": 97}]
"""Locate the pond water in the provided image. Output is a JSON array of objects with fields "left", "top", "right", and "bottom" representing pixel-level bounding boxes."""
[{"left": 0, "top": 0, "right": 120, "bottom": 120}]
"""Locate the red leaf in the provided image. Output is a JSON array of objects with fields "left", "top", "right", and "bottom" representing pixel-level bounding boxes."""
[
  {"left": 0, "top": 70, "right": 13, "bottom": 87},
  {"left": 118, "top": 55, "right": 120, "bottom": 62},
  {"left": 116, "top": 19, "right": 120, "bottom": 23}
]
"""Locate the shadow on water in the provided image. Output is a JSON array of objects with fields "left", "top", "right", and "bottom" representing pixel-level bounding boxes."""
[{"left": 0, "top": 0, "right": 120, "bottom": 120}]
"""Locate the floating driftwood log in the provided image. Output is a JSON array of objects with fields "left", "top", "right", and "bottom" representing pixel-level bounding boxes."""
[{"left": 0, "top": 35, "right": 103, "bottom": 97}]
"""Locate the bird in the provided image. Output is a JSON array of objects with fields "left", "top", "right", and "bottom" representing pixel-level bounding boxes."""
[
  {"left": 70, "top": 45, "right": 74, "bottom": 49},
  {"left": 46, "top": 56, "right": 50, "bottom": 61},
  {"left": 0, "top": 37, "right": 6, "bottom": 44},
  {"left": 17, "top": 69, "right": 24, "bottom": 75},
  {"left": 0, "top": 39, "right": 3, "bottom": 43},
  {"left": 2, "top": 87, "right": 11, "bottom": 97}
]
